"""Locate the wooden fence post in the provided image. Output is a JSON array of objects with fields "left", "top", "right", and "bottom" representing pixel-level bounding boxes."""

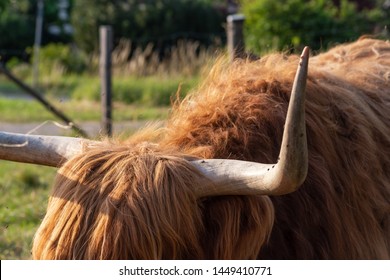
[
  {"left": 99, "top": 25, "right": 113, "bottom": 137},
  {"left": 227, "top": 14, "right": 245, "bottom": 62}
]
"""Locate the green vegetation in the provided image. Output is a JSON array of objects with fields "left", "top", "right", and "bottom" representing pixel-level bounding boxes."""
[
  {"left": 71, "top": 0, "right": 225, "bottom": 53},
  {"left": 0, "top": 162, "right": 56, "bottom": 260},
  {"left": 71, "top": 75, "right": 197, "bottom": 106},
  {"left": 0, "top": 68, "right": 198, "bottom": 123},
  {"left": 241, "top": 0, "right": 389, "bottom": 54},
  {"left": 0, "top": 97, "right": 170, "bottom": 123}
]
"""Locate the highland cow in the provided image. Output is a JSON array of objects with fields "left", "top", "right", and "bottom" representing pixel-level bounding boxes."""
[{"left": 0, "top": 38, "right": 389, "bottom": 259}]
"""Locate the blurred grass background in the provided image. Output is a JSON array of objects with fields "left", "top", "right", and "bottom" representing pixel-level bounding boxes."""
[{"left": 0, "top": 162, "right": 55, "bottom": 259}]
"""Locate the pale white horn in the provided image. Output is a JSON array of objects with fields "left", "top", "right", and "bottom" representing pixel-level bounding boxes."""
[
  {"left": 0, "top": 132, "right": 90, "bottom": 167},
  {"left": 192, "top": 47, "right": 309, "bottom": 197}
]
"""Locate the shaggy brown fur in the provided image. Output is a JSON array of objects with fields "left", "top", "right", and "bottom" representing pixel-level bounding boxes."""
[{"left": 33, "top": 38, "right": 390, "bottom": 259}]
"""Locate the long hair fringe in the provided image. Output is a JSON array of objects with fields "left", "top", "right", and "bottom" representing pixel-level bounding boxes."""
[{"left": 33, "top": 141, "right": 207, "bottom": 259}]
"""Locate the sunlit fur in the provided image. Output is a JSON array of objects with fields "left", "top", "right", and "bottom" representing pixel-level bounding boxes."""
[{"left": 33, "top": 38, "right": 390, "bottom": 259}]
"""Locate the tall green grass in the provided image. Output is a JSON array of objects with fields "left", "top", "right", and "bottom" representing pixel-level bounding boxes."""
[{"left": 71, "top": 75, "right": 198, "bottom": 105}]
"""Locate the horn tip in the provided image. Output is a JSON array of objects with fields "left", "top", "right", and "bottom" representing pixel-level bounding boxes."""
[
  {"left": 300, "top": 47, "right": 310, "bottom": 65},
  {"left": 301, "top": 46, "right": 310, "bottom": 57}
]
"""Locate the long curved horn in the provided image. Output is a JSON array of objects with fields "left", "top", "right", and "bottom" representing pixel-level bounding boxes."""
[
  {"left": 192, "top": 47, "right": 309, "bottom": 197},
  {"left": 0, "top": 132, "right": 90, "bottom": 167}
]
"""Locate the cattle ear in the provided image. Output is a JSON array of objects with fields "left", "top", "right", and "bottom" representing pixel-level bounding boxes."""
[{"left": 191, "top": 47, "right": 310, "bottom": 197}]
